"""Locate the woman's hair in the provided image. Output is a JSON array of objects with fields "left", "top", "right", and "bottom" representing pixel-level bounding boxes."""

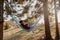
[{"left": 19, "top": 20, "right": 23, "bottom": 23}]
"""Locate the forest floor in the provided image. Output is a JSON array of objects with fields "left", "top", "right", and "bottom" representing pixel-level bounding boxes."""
[{"left": 3, "top": 23, "right": 60, "bottom": 40}]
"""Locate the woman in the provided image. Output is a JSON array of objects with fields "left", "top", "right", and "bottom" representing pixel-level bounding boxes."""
[{"left": 19, "top": 20, "right": 30, "bottom": 30}]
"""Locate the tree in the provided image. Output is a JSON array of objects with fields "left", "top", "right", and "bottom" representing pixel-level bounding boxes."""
[
  {"left": 54, "top": 0, "right": 60, "bottom": 40},
  {"left": 43, "top": 0, "right": 53, "bottom": 40},
  {"left": 59, "top": 0, "right": 60, "bottom": 8}
]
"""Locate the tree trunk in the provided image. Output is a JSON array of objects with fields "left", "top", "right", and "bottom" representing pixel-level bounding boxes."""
[
  {"left": 43, "top": 0, "right": 53, "bottom": 40},
  {"left": 59, "top": 0, "right": 60, "bottom": 8},
  {"left": 0, "top": 1, "right": 3, "bottom": 40},
  {"left": 54, "top": 0, "right": 60, "bottom": 40}
]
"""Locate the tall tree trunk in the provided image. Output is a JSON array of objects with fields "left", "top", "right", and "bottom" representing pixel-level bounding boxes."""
[
  {"left": 59, "top": 0, "right": 60, "bottom": 8},
  {"left": 43, "top": 0, "right": 53, "bottom": 40},
  {"left": 54, "top": 0, "right": 60, "bottom": 40},
  {"left": 0, "top": 1, "right": 3, "bottom": 40}
]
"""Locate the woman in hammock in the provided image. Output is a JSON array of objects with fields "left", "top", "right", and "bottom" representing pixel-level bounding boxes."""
[{"left": 19, "top": 20, "right": 30, "bottom": 30}]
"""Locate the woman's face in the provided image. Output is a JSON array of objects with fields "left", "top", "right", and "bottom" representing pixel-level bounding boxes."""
[{"left": 22, "top": 20, "right": 28, "bottom": 25}]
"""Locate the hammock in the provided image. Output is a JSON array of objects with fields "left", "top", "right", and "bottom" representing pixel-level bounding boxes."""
[{"left": 10, "top": 15, "right": 42, "bottom": 32}]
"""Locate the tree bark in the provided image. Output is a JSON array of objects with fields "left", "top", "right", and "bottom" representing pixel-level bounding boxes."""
[
  {"left": 54, "top": 0, "right": 60, "bottom": 40},
  {"left": 0, "top": 1, "right": 3, "bottom": 40},
  {"left": 59, "top": 0, "right": 60, "bottom": 8},
  {"left": 43, "top": 0, "right": 53, "bottom": 40}
]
